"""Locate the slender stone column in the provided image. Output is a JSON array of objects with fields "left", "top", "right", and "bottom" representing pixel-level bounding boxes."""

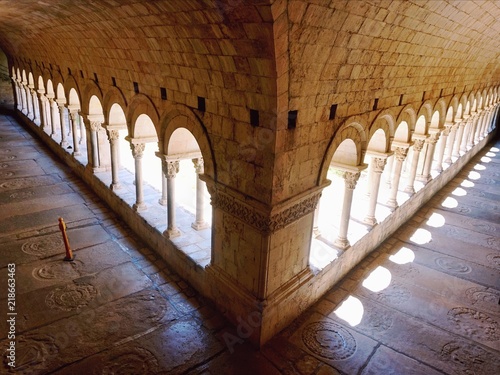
[
  {"left": 419, "top": 131, "right": 440, "bottom": 182},
  {"left": 453, "top": 118, "right": 467, "bottom": 157},
  {"left": 334, "top": 171, "right": 360, "bottom": 249},
  {"left": 444, "top": 123, "right": 458, "bottom": 164},
  {"left": 30, "top": 89, "right": 40, "bottom": 124},
  {"left": 48, "top": 98, "right": 58, "bottom": 137},
  {"left": 434, "top": 125, "right": 451, "bottom": 172},
  {"left": 89, "top": 120, "right": 101, "bottom": 168},
  {"left": 57, "top": 102, "right": 69, "bottom": 148},
  {"left": 192, "top": 158, "right": 209, "bottom": 230},
  {"left": 481, "top": 108, "right": 492, "bottom": 137},
  {"left": 131, "top": 142, "right": 147, "bottom": 212},
  {"left": 363, "top": 156, "right": 387, "bottom": 226},
  {"left": 79, "top": 115, "right": 86, "bottom": 145},
  {"left": 460, "top": 116, "right": 473, "bottom": 153},
  {"left": 384, "top": 154, "right": 394, "bottom": 188},
  {"left": 107, "top": 129, "right": 121, "bottom": 190},
  {"left": 26, "top": 87, "right": 33, "bottom": 119},
  {"left": 467, "top": 114, "right": 479, "bottom": 148},
  {"left": 404, "top": 138, "right": 425, "bottom": 195},
  {"left": 163, "top": 160, "right": 181, "bottom": 238},
  {"left": 70, "top": 111, "right": 81, "bottom": 156},
  {"left": 20, "top": 85, "right": 28, "bottom": 114},
  {"left": 13, "top": 79, "right": 22, "bottom": 111},
  {"left": 37, "top": 92, "right": 47, "bottom": 131},
  {"left": 387, "top": 146, "right": 408, "bottom": 210},
  {"left": 312, "top": 202, "right": 321, "bottom": 238}
]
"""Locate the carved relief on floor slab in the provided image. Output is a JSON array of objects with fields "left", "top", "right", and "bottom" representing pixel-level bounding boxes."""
[
  {"left": 32, "top": 260, "right": 81, "bottom": 281},
  {"left": 45, "top": 282, "right": 98, "bottom": 311},
  {"left": 486, "top": 253, "right": 500, "bottom": 270},
  {"left": 465, "top": 286, "right": 500, "bottom": 313},
  {"left": 435, "top": 257, "right": 472, "bottom": 274},
  {"left": 375, "top": 283, "right": 411, "bottom": 305},
  {"left": 440, "top": 340, "right": 500, "bottom": 375},
  {"left": 301, "top": 321, "right": 357, "bottom": 360},
  {"left": 21, "top": 233, "right": 65, "bottom": 257},
  {"left": 1, "top": 333, "right": 59, "bottom": 374},
  {"left": 94, "top": 347, "right": 160, "bottom": 375},
  {"left": 0, "top": 175, "right": 58, "bottom": 190},
  {"left": 447, "top": 307, "right": 498, "bottom": 342}
]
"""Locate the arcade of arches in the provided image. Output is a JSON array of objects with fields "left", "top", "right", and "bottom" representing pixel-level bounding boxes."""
[{"left": 1, "top": 0, "right": 500, "bottom": 347}]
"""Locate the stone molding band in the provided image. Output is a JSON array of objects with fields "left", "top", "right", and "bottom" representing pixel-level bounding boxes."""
[{"left": 212, "top": 189, "right": 323, "bottom": 234}]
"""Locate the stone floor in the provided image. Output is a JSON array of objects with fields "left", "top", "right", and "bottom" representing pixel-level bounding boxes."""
[{"left": 0, "top": 112, "right": 499, "bottom": 374}]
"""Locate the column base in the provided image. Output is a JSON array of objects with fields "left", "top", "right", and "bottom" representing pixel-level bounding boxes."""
[
  {"left": 416, "top": 174, "right": 432, "bottom": 184},
  {"left": 191, "top": 221, "right": 209, "bottom": 230},
  {"left": 60, "top": 141, "right": 70, "bottom": 149},
  {"left": 363, "top": 216, "right": 377, "bottom": 226},
  {"left": 158, "top": 198, "right": 168, "bottom": 206},
  {"left": 133, "top": 202, "right": 147, "bottom": 212},
  {"left": 404, "top": 186, "right": 415, "bottom": 195},
  {"left": 163, "top": 227, "right": 181, "bottom": 238},
  {"left": 72, "top": 151, "right": 82, "bottom": 157},
  {"left": 386, "top": 198, "right": 398, "bottom": 210},
  {"left": 313, "top": 227, "right": 321, "bottom": 238},
  {"left": 334, "top": 237, "right": 350, "bottom": 249},
  {"left": 110, "top": 183, "right": 121, "bottom": 191}
]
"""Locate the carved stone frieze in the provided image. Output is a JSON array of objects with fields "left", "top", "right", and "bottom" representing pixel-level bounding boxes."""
[{"left": 212, "top": 190, "right": 322, "bottom": 234}]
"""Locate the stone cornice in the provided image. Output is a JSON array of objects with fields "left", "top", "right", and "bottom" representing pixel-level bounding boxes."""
[{"left": 212, "top": 186, "right": 324, "bottom": 234}]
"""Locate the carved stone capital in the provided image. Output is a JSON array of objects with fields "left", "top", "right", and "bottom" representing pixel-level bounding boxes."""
[
  {"left": 426, "top": 132, "right": 440, "bottom": 145},
  {"left": 413, "top": 139, "right": 425, "bottom": 152},
  {"left": 342, "top": 171, "right": 360, "bottom": 190},
  {"left": 107, "top": 129, "right": 120, "bottom": 142},
  {"left": 131, "top": 143, "right": 145, "bottom": 158},
  {"left": 394, "top": 147, "right": 408, "bottom": 162},
  {"left": 192, "top": 157, "right": 204, "bottom": 174},
  {"left": 163, "top": 160, "right": 179, "bottom": 179},
  {"left": 372, "top": 157, "right": 387, "bottom": 173},
  {"left": 90, "top": 120, "right": 102, "bottom": 132}
]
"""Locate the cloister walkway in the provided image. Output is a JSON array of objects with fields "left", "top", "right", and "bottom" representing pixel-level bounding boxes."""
[{"left": 0, "top": 112, "right": 499, "bottom": 374}]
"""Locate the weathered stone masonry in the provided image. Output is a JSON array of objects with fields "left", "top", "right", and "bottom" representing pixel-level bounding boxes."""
[{"left": 2, "top": 0, "right": 500, "bottom": 345}]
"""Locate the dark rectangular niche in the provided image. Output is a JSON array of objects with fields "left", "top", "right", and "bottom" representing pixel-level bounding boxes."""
[
  {"left": 288, "top": 110, "right": 298, "bottom": 129},
  {"left": 198, "top": 96, "right": 206, "bottom": 112},
  {"left": 161, "top": 87, "right": 167, "bottom": 100},
  {"left": 94, "top": 72, "right": 99, "bottom": 83},
  {"left": 399, "top": 94, "right": 403, "bottom": 106},
  {"left": 250, "top": 109, "right": 259, "bottom": 127},
  {"left": 112, "top": 77, "right": 116, "bottom": 86},
  {"left": 68, "top": 68, "right": 71, "bottom": 75},
  {"left": 133, "top": 82, "right": 139, "bottom": 93},
  {"left": 373, "top": 98, "right": 379, "bottom": 111},
  {"left": 80, "top": 70, "right": 84, "bottom": 78},
  {"left": 329, "top": 104, "right": 337, "bottom": 120}
]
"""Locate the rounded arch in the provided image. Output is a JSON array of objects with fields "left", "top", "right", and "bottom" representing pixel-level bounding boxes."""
[
  {"left": 160, "top": 104, "right": 216, "bottom": 179},
  {"left": 67, "top": 88, "right": 81, "bottom": 109},
  {"left": 126, "top": 94, "right": 159, "bottom": 137},
  {"left": 318, "top": 119, "right": 367, "bottom": 184},
  {"left": 80, "top": 81, "right": 103, "bottom": 116},
  {"left": 447, "top": 96, "right": 460, "bottom": 121},
  {"left": 88, "top": 95, "right": 104, "bottom": 119},
  {"left": 395, "top": 104, "right": 417, "bottom": 133},
  {"left": 37, "top": 75, "right": 45, "bottom": 93},
  {"left": 416, "top": 100, "right": 433, "bottom": 133},
  {"left": 63, "top": 75, "right": 81, "bottom": 103},
  {"left": 466, "top": 91, "right": 476, "bottom": 114},
  {"left": 103, "top": 86, "right": 127, "bottom": 125},
  {"left": 432, "top": 98, "right": 447, "bottom": 128},
  {"left": 367, "top": 113, "right": 394, "bottom": 152},
  {"left": 28, "top": 72, "right": 34, "bottom": 87}
]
